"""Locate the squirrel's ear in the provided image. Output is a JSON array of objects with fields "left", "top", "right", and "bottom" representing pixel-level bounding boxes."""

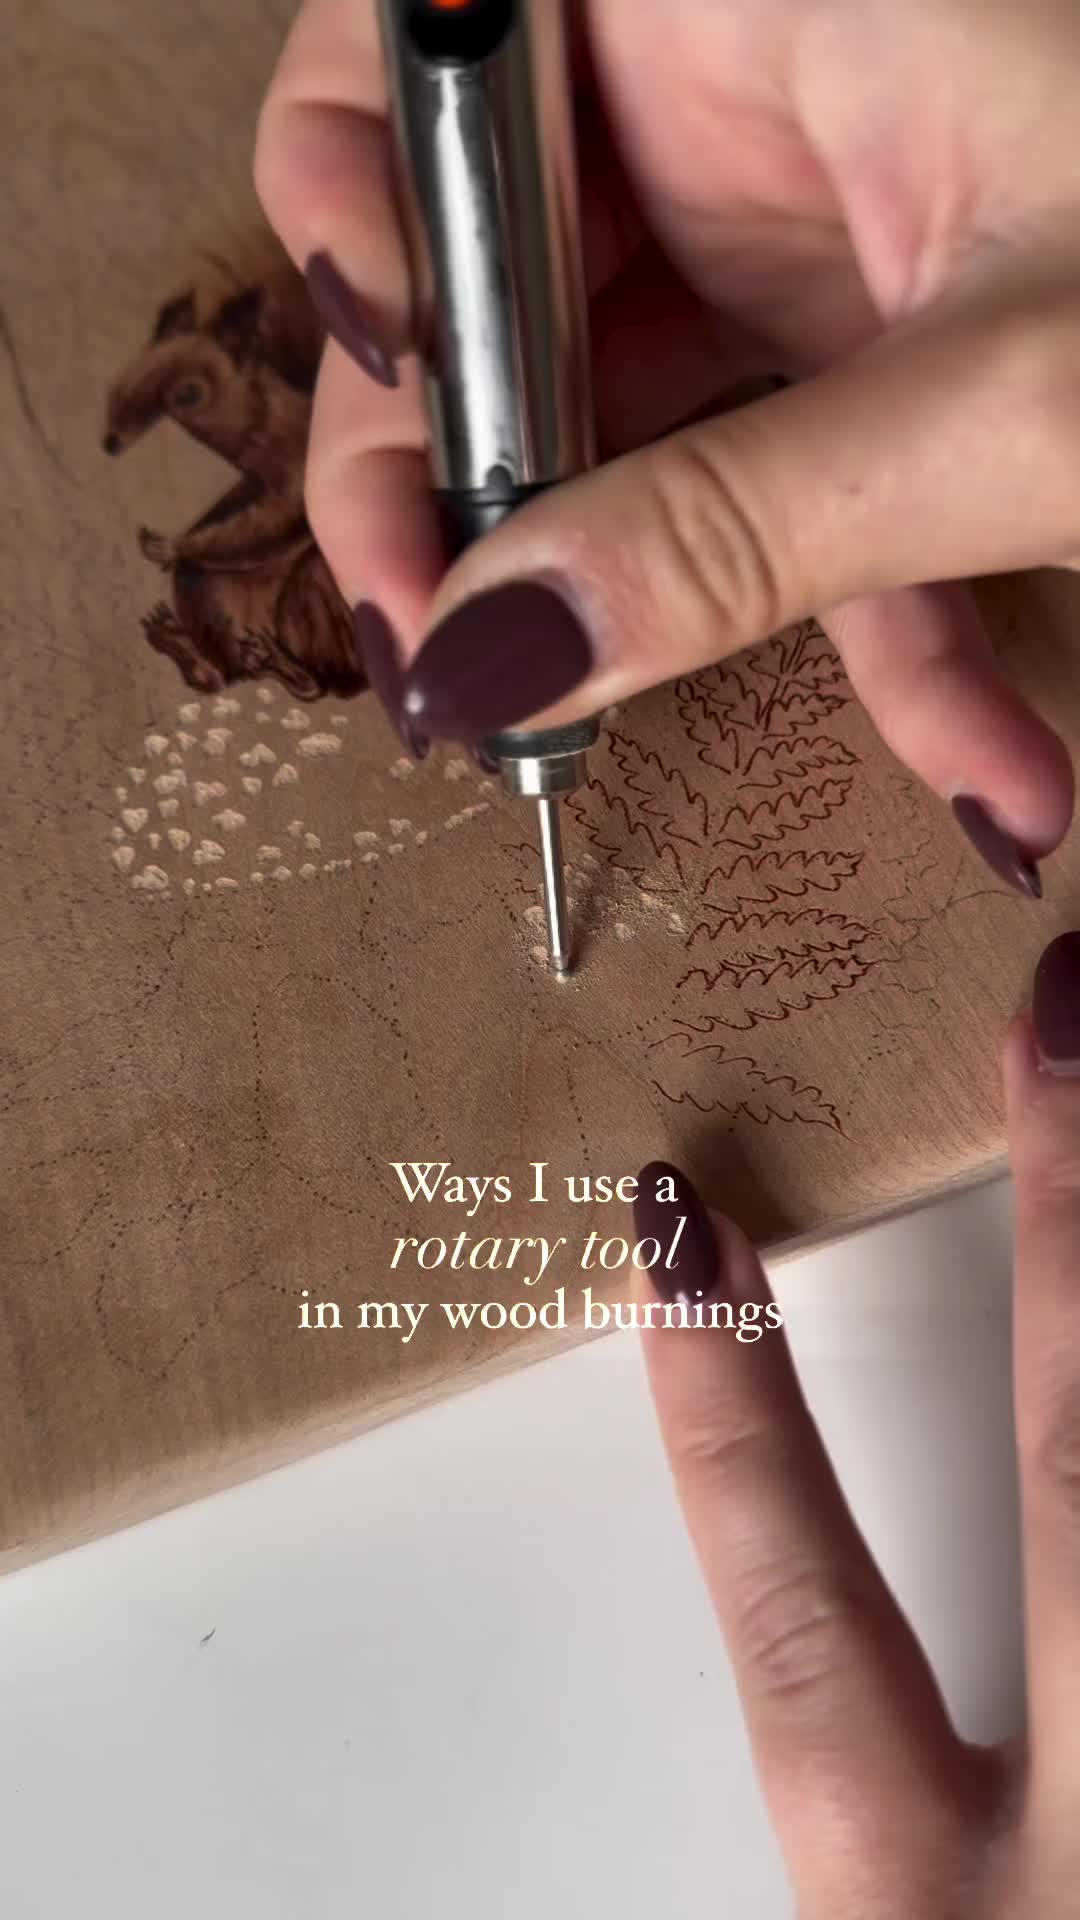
[
  {"left": 212, "top": 286, "right": 266, "bottom": 363},
  {"left": 152, "top": 290, "right": 198, "bottom": 342}
]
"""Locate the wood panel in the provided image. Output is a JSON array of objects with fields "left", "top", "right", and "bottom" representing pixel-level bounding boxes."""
[{"left": 2, "top": 0, "right": 1077, "bottom": 1568}]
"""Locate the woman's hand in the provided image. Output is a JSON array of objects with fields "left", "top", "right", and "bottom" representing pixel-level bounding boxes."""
[
  {"left": 255, "top": 0, "right": 1080, "bottom": 890},
  {"left": 630, "top": 931, "right": 1080, "bottom": 1916}
]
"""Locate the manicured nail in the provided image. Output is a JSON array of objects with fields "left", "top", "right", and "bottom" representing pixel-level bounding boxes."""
[
  {"left": 1033, "top": 933, "right": 1080, "bottom": 1074},
  {"left": 353, "top": 603, "right": 428, "bottom": 759},
  {"left": 633, "top": 1162, "right": 723, "bottom": 1307},
  {"left": 951, "top": 796, "right": 1042, "bottom": 900},
  {"left": 401, "top": 581, "right": 593, "bottom": 741},
  {"left": 305, "top": 252, "right": 399, "bottom": 389}
]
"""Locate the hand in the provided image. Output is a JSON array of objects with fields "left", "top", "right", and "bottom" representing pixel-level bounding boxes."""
[
  {"left": 138, "top": 527, "right": 177, "bottom": 572},
  {"left": 629, "top": 931, "right": 1080, "bottom": 1916},
  {"left": 256, "top": 0, "right": 1078, "bottom": 892}
]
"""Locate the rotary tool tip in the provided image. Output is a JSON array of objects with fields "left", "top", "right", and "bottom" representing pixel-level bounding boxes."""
[{"left": 536, "top": 795, "right": 574, "bottom": 983}]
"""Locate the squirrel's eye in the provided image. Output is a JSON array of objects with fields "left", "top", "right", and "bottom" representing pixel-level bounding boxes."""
[{"left": 171, "top": 381, "right": 205, "bottom": 409}]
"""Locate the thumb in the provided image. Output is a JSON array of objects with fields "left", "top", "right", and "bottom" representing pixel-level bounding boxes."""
[{"left": 400, "top": 265, "right": 1080, "bottom": 752}]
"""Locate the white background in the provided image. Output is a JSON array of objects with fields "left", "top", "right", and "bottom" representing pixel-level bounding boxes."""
[{"left": 1, "top": 1178, "right": 1023, "bottom": 1919}]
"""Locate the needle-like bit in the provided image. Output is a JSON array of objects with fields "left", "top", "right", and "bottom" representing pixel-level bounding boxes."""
[{"left": 536, "top": 794, "right": 572, "bottom": 978}]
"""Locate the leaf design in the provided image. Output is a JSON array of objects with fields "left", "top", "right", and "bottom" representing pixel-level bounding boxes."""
[
  {"left": 606, "top": 733, "right": 711, "bottom": 846},
  {"left": 568, "top": 780, "right": 683, "bottom": 893},
  {"left": 673, "top": 952, "right": 872, "bottom": 1030},
  {"left": 715, "top": 780, "right": 853, "bottom": 850},
  {"left": 649, "top": 1034, "right": 844, "bottom": 1133},
  {"left": 669, "top": 910, "right": 886, "bottom": 1030},
  {"left": 676, "top": 693, "right": 735, "bottom": 775},
  {"left": 676, "top": 668, "right": 766, "bottom": 775},
  {"left": 742, "top": 735, "right": 856, "bottom": 789},
  {"left": 793, "top": 623, "right": 849, "bottom": 684},
  {"left": 744, "top": 621, "right": 852, "bottom": 735},
  {"left": 768, "top": 686, "right": 851, "bottom": 733},
  {"left": 878, "top": 823, "right": 980, "bottom": 924},
  {"left": 704, "top": 849, "right": 863, "bottom": 912},
  {"left": 688, "top": 906, "right": 879, "bottom": 967},
  {"left": 566, "top": 612, "right": 876, "bottom": 1136},
  {"left": 738, "top": 1071, "right": 844, "bottom": 1132},
  {"left": 869, "top": 929, "right": 944, "bottom": 997}
]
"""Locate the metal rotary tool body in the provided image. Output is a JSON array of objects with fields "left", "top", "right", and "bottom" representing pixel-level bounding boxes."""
[{"left": 376, "top": 0, "right": 597, "bottom": 976}]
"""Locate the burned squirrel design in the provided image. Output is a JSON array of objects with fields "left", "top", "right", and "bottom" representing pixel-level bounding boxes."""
[{"left": 104, "top": 275, "right": 365, "bottom": 701}]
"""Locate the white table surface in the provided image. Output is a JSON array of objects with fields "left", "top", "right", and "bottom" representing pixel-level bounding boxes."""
[{"left": 0, "top": 1177, "right": 1022, "bottom": 1919}]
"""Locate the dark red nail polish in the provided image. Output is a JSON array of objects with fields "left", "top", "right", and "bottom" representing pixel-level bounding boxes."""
[
  {"left": 633, "top": 1161, "right": 722, "bottom": 1307},
  {"left": 952, "top": 796, "right": 1042, "bottom": 899},
  {"left": 1033, "top": 933, "right": 1080, "bottom": 1074},
  {"left": 305, "top": 253, "right": 399, "bottom": 390},
  {"left": 401, "top": 581, "right": 593, "bottom": 742},
  {"left": 353, "top": 603, "right": 428, "bottom": 759}
]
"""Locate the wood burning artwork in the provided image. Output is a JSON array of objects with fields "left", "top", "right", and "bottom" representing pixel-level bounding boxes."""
[
  {"left": 104, "top": 271, "right": 363, "bottom": 703},
  {"left": 97, "top": 272, "right": 971, "bottom": 1150},
  {"left": 569, "top": 627, "right": 961, "bottom": 1135},
  {"left": 5, "top": 0, "right": 1079, "bottom": 1567}
]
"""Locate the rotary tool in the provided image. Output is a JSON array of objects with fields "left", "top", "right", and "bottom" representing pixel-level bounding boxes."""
[{"left": 377, "top": 0, "right": 597, "bottom": 976}]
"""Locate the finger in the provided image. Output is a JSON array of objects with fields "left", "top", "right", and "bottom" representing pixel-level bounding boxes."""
[
  {"left": 254, "top": 0, "right": 448, "bottom": 729},
  {"left": 255, "top": 0, "right": 640, "bottom": 381},
  {"left": 303, "top": 239, "right": 775, "bottom": 667},
  {"left": 255, "top": 0, "right": 410, "bottom": 366},
  {"left": 1005, "top": 957, "right": 1080, "bottom": 1807},
  {"left": 305, "top": 252, "right": 777, "bottom": 725},
  {"left": 303, "top": 341, "right": 443, "bottom": 749},
  {"left": 632, "top": 1163, "right": 974, "bottom": 1899},
  {"left": 306, "top": 341, "right": 440, "bottom": 629},
  {"left": 256, "top": 0, "right": 651, "bottom": 725},
  {"left": 825, "top": 584, "right": 1073, "bottom": 881},
  {"left": 398, "top": 270, "right": 1080, "bottom": 864}
]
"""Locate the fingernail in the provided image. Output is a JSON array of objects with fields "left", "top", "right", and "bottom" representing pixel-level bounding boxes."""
[
  {"left": 1033, "top": 933, "right": 1080, "bottom": 1074},
  {"left": 353, "top": 603, "right": 429, "bottom": 759},
  {"left": 401, "top": 581, "right": 594, "bottom": 741},
  {"left": 633, "top": 1162, "right": 723, "bottom": 1307},
  {"left": 305, "top": 252, "right": 399, "bottom": 390},
  {"left": 951, "top": 796, "right": 1042, "bottom": 900}
]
